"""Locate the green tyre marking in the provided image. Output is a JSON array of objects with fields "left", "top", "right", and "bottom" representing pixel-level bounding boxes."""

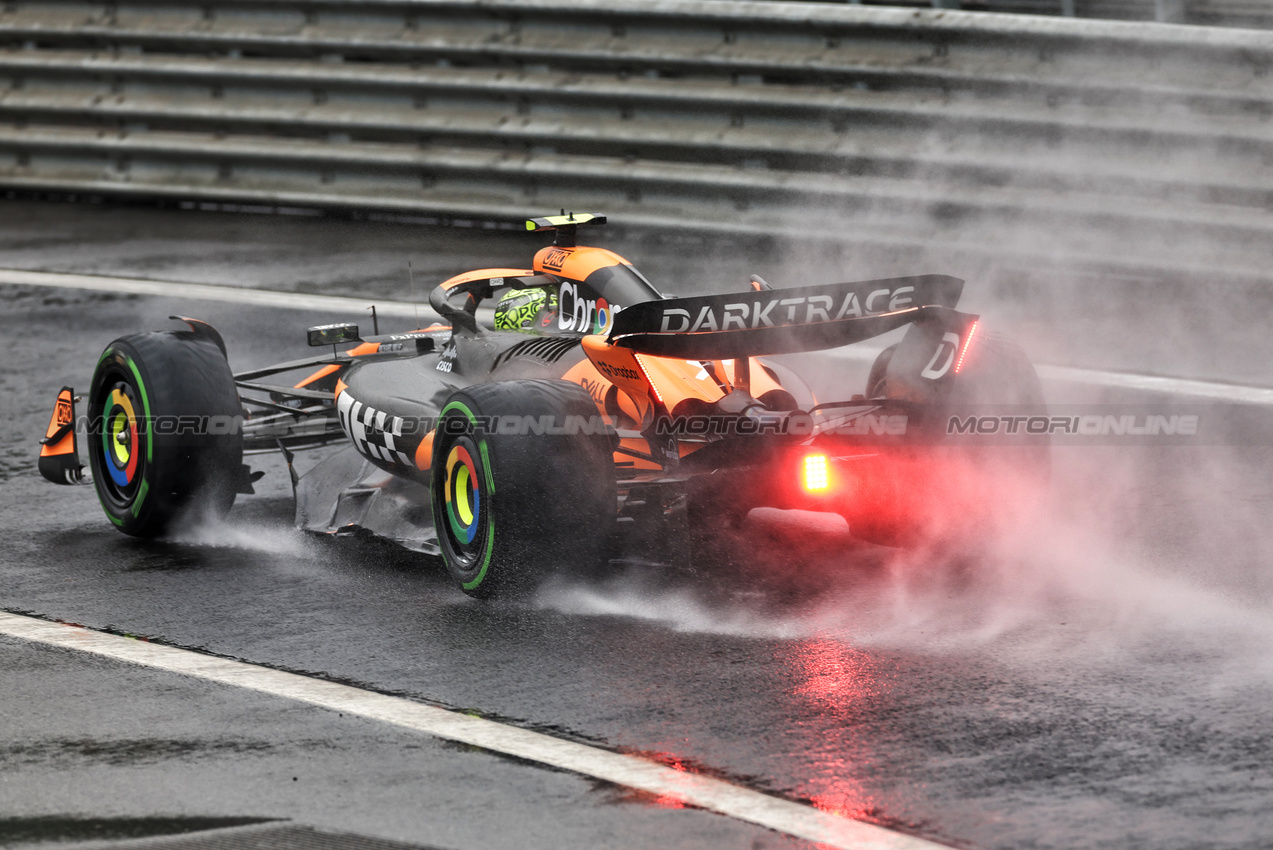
[
  {"left": 439, "top": 400, "right": 476, "bottom": 425},
  {"left": 125, "top": 355, "right": 152, "bottom": 464},
  {"left": 440, "top": 399, "right": 497, "bottom": 592},
  {"left": 131, "top": 480, "right": 149, "bottom": 518},
  {"left": 478, "top": 440, "right": 495, "bottom": 493},
  {"left": 93, "top": 348, "right": 154, "bottom": 524}
]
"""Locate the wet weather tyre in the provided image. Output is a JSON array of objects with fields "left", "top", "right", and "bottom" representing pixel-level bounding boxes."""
[
  {"left": 431, "top": 380, "right": 617, "bottom": 598},
  {"left": 87, "top": 331, "right": 243, "bottom": 537},
  {"left": 865, "top": 344, "right": 897, "bottom": 400},
  {"left": 847, "top": 331, "right": 1048, "bottom": 548}
]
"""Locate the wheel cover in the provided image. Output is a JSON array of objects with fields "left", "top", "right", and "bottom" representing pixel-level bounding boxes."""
[
  {"left": 104, "top": 387, "right": 139, "bottom": 486},
  {"left": 97, "top": 379, "right": 145, "bottom": 503},
  {"left": 438, "top": 433, "right": 490, "bottom": 570},
  {"left": 444, "top": 443, "right": 481, "bottom": 546}
]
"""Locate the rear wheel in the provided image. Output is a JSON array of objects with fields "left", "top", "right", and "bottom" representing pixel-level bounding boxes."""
[
  {"left": 430, "top": 380, "right": 617, "bottom": 598},
  {"left": 846, "top": 331, "right": 1048, "bottom": 547},
  {"left": 88, "top": 331, "right": 243, "bottom": 537},
  {"left": 865, "top": 344, "right": 896, "bottom": 401}
]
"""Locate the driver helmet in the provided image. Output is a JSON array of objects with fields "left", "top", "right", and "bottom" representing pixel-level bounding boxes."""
[{"left": 494, "top": 286, "right": 558, "bottom": 332}]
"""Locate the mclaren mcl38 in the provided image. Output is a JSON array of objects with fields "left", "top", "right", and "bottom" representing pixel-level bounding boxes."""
[{"left": 39, "top": 214, "right": 1047, "bottom": 596}]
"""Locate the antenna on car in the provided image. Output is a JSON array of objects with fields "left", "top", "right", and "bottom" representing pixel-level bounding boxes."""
[
  {"left": 525, "top": 211, "right": 606, "bottom": 249},
  {"left": 408, "top": 261, "right": 419, "bottom": 328}
]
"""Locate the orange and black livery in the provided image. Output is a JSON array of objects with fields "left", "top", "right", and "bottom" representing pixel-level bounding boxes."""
[
  {"left": 39, "top": 387, "right": 83, "bottom": 485},
  {"left": 38, "top": 213, "right": 1048, "bottom": 597}
]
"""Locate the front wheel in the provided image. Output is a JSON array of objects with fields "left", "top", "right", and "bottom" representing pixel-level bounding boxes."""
[
  {"left": 430, "top": 380, "right": 617, "bottom": 598},
  {"left": 88, "top": 331, "right": 243, "bottom": 536}
]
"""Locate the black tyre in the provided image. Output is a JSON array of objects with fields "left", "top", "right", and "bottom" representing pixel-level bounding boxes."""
[
  {"left": 430, "top": 380, "right": 617, "bottom": 598},
  {"left": 88, "top": 331, "right": 243, "bottom": 537},
  {"left": 865, "top": 344, "right": 896, "bottom": 400},
  {"left": 848, "top": 331, "right": 1049, "bottom": 547}
]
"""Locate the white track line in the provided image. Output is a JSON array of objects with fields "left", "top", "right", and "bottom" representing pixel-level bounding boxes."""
[
  {"left": 0, "top": 611, "right": 943, "bottom": 850},
  {"left": 4, "top": 267, "right": 1270, "bottom": 405},
  {"left": 0, "top": 267, "right": 435, "bottom": 320},
  {"left": 1033, "top": 364, "right": 1273, "bottom": 405}
]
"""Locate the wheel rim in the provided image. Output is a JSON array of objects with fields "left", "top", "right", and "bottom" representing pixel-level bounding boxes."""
[
  {"left": 96, "top": 373, "right": 147, "bottom": 506},
  {"left": 440, "top": 435, "right": 488, "bottom": 567}
]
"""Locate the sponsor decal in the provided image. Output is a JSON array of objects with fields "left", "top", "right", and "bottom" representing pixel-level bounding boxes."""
[
  {"left": 436, "top": 340, "right": 457, "bottom": 373},
  {"left": 376, "top": 330, "right": 450, "bottom": 343},
  {"left": 656, "top": 286, "right": 916, "bottom": 333},
  {"left": 337, "top": 390, "right": 415, "bottom": 467},
  {"left": 579, "top": 377, "right": 606, "bottom": 404},
  {"left": 55, "top": 396, "right": 73, "bottom": 428},
  {"left": 921, "top": 332, "right": 961, "bottom": 380},
  {"left": 593, "top": 359, "right": 642, "bottom": 383},
  {"left": 541, "top": 247, "right": 571, "bottom": 272},
  {"left": 559, "top": 281, "right": 622, "bottom": 334},
  {"left": 593, "top": 298, "right": 612, "bottom": 334}
]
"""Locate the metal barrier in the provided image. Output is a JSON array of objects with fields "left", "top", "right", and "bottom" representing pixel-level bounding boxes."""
[
  {"left": 728, "top": 1, "right": 1269, "bottom": 28},
  {"left": 777, "top": 2, "right": 1157, "bottom": 22},
  {"left": 0, "top": 1, "right": 1271, "bottom": 286}
]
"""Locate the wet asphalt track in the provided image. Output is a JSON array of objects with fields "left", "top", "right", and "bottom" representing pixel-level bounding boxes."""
[{"left": 2, "top": 201, "right": 1273, "bottom": 850}]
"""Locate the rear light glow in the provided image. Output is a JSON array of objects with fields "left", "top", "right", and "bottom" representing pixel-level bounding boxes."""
[
  {"left": 632, "top": 352, "right": 664, "bottom": 405},
  {"left": 803, "top": 453, "right": 830, "bottom": 492},
  {"left": 954, "top": 320, "right": 979, "bottom": 374}
]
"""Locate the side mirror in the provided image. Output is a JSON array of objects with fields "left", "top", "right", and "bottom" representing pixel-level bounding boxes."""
[{"left": 307, "top": 323, "right": 360, "bottom": 347}]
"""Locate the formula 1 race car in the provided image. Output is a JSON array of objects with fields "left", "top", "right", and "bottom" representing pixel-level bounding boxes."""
[{"left": 39, "top": 213, "right": 1047, "bottom": 596}]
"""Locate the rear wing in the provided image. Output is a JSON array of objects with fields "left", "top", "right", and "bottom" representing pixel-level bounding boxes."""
[{"left": 606, "top": 274, "right": 963, "bottom": 359}]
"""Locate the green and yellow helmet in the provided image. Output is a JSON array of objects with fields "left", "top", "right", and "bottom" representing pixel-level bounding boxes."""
[{"left": 493, "top": 286, "right": 558, "bottom": 332}]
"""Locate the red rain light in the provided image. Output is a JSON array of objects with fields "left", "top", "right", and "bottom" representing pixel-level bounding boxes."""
[
  {"left": 954, "top": 319, "right": 979, "bottom": 374},
  {"left": 632, "top": 352, "right": 664, "bottom": 405},
  {"left": 803, "top": 453, "right": 830, "bottom": 492}
]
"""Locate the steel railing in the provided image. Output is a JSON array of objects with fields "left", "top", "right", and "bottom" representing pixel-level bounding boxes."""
[
  {"left": 1, "top": 0, "right": 1271, "bottom": 287},
  {"left": 712, "top": 1, "right": 1268, "bottom": 29}
]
